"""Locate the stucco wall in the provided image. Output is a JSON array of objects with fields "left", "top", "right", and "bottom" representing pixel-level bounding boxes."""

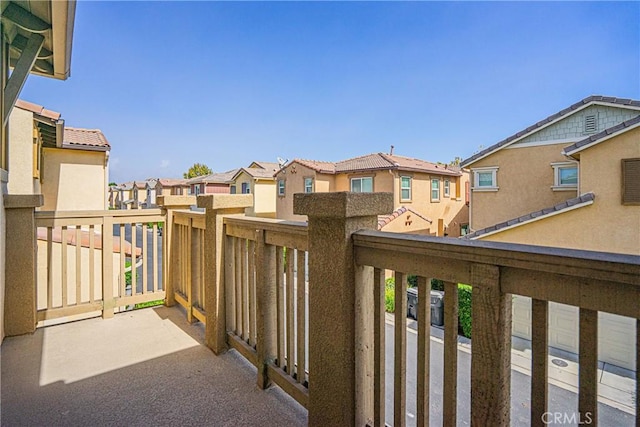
[
  {"left": 275, "top": 163, "right": 329, "bottom": 221},
  {"left": 480, "top": 128, "right": 640, "bottom": 255},
  {"left": 381, "top": 209, "right": 433, "bottom": 235},
  {"left": 7, "top": 107, "right": 38, "bottom": 194},
  {"left": 470, "top": 143, "right": 574, "bottom": 230},
  {"left": 205, "top": 183, "right": 230, "bottom": 194},
  {"left": 517, "top": 105, "right": 639, "bottom": 145},
  {"left": 253, "top": 180, "right": 276, "bottom": 215},
  {"left": 41, "top": 148, "right": 107, "bottom": 211}
]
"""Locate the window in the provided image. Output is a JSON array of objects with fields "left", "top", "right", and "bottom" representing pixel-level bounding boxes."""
[
  {"left": 400, "top": 176, "right": 411, "bottom": 200},
  {"left": 241, "top": 182, "right": 250, "bottom": 194},
  {"left": 444, "top": 179, "right": 450, "bottom": 198},
  {"left": 230, "top": 185, "right": 236, "bottom": 194},
  {"left": 278, "top": 179, "right": 285, "bottom": 196},
  {"left": 552, "top": 162, "right": 578, "bottom": 190},
  {"left": 195, "top": 185, "right": 201, "bottom": 195},
  {"left": 351, "top": 177, "right": 373, "bottom": 193},
  {"left": 460, "top": 224, "right": 470, "bottom": 236},
  {"left": 431, "top": 179, "right": 440, "bottom": 201},
  {"left": 622, "top": 158, "right": 640, "bottom": 205},
  {"left": 472, "top": 167, "right": 498, "bottom": 191},
  {"left": 304, "top": 177, "right": 314, "bottom": 193}
]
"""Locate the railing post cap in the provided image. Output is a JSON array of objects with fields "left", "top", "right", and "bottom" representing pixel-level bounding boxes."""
[
  {"left": 196, "top": 194, "right": 253, "bottom": 210},
  {"left": 157, "top": 195, "right": 196, "bottom": 208},
  {"left": 3, "top": 194, "right": 44, "bottom": 209},
  {"left": 293, "top": 192, "right": 393, "bottom": 218}
]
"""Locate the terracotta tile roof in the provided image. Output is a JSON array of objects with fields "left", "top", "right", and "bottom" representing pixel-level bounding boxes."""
[
  {"left": 157, "top": 178, "right": 190, "bottom": 187},
  {"left": 189, "top": 169, "right": 238, "bottom": 184},
  {"left": 37, "top": 227, "right": 141, "bottom": 256},
  {"left": 291, "top": 153, "right": 460, "bottom": 176},
  {"left": 462, "top": 193, "right": 595, "bottom": 240},
  {"left": 237, "top": 167, "right": 277, "bottom": 180},
  {"left": 63, "top": 127, "right": 110, "bottom": 151},
  {"left": 294, "top": 159, "right": 336, "bottom": 174},
  {"left": 15, "top": 99, "right": 61, "bottom": 120},
  {"left": 251, "top": 161, "right": 280, "bottom": 170},
  {"left": 563, "top": 115, "right": 640, "bottom": 156},
  {"left": 461, "top": 95, "right": 640, "bottom": 167},
  {"left": 377, "top": 206, "right": 433, "bottom": 230}
]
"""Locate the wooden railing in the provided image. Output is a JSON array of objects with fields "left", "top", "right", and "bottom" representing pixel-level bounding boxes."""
[
  {"left": 159, "top": 193, "right": 639, "bottom": 426},
  {"left": 34, "top": 209, "right": 166, "bottom": 323},
  {"left": 171, "top": 210, "right": 206, "bottom": 323},
  {"left": 223, "top": 216, "right": 309, "bottom": 407},
  {"left": 352, "top": 229, "right": 639, "bottom": 426}
]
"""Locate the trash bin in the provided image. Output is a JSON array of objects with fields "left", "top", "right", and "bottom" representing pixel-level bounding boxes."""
[
  {"left": 407, "top": 287, "right": 418, "bottom": 319},
  {"left": 430, "top": 290, "right": 444, "bottom": 326}
]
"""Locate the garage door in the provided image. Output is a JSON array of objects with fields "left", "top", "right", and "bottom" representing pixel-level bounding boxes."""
[{"left": 511, "top": 296, "right": 636, "bottom": 370}]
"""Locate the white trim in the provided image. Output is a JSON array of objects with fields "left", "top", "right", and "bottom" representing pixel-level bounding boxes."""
[
  {"left": 506, "top": 137, "right": 582, "bottom": 149},
  {"left": 551, "top": 161, "right": 578, "bottom": 188},
  {"left": 563, "top": 120, "right": 640, "bottom": 156},
  {"left": 464, "top": 101, "right": 640, "bottom": 166},
  {"left": 472, "top": 167, "right": 498, "bottom": 190},
  {"left": 470, "top": 199, "right": 594, "bottom": 240},
  {"left": 551, "top": 186, "right": 578, "bottom": 192},
  {"left": 400, "top": 175, "right": 412, "bottom": 201}
]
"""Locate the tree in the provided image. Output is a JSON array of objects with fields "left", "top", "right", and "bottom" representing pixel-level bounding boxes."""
[
  {"left": 183, "top": 163, "right": 213, "bottom": 179},
  {"left": 108, "top": 182, "right": 117, "bottom": 186},
  {"left": 449, "top": 156, "right": 462, "bottom": 166}
]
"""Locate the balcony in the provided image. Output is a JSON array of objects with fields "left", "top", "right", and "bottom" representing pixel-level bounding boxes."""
[{"left": 1, "top": 192, "right": 638, "bottom": 426}]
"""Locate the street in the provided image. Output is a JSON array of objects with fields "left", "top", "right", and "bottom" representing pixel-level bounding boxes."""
[{"left": 385, "top": 320, "right": 634, "bottom": 426}]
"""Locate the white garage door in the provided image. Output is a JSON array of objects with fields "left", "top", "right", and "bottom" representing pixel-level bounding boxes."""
[{"left": 511, "top": 296, "right": 636, "bottom": 371}]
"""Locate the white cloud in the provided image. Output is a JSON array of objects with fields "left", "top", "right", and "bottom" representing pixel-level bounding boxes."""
[{"left": 160, "top": 159, "right": 170, "bottom": 168}]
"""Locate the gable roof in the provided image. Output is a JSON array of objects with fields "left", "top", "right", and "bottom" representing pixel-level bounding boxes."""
[
  {"left": 463, "top": 192, "right": 595, "bottom": 240},
  {"left": 233, "top": 167, "right": 278, "bottom": 180},
  {"left": 286, "top": 153, "right": 461, "bottom": 176},
  {"left": 15, "top": 99, "right": 61, "bottom": 120},
  {"left": 250, "top": 161, "right": 280, "bottom": 170},
  {"left": 377, "top": 206, "right": 433, "bottom": 230},
  {"left": 188, "top": 169, "right": 239, "bottom": 185},
  {"left": 461, "top": 96, "right": 640, "bottom": 167},
  {"left": 63, "top": 127, "right": 110, "bottom": 151},
  {"left": 157, "top": 178, "right": 190, "bottom": 187},
  {"left": 563, "top": 115, "right": 640, "bottom": 157}
]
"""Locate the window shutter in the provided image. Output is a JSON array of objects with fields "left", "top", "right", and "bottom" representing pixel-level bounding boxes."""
[
  {"left": 465, "top": 181, "right": 470, "bottom": 205},
  {"left": 622, "top": 158, "right": 640, "bottom": 204}
]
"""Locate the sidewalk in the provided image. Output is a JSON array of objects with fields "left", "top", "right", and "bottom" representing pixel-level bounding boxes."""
[{"left": 387, "top": 313, "right": 636, "bottom": 415}]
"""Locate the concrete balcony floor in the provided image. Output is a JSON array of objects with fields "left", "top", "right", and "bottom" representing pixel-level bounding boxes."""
[{"left": 1, "top": 306, "right": 307, "bottom": 426}]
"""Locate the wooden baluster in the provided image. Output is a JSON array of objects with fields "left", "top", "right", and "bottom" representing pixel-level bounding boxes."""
[
  {"left": 394, "top": 272, "right": 407, "bottom": 427},
  {"left": 89, "top": 225, "right": 95, "bottom": 304},
  {"left": 373, "top": 268, "right": 386, "bottom": 427},
  {"left": 531, "top": 299, "right": 549, "bottom": 427},
  {"left": 296, "top": 249, "right": 306, "bottom": 384},
  {"left": 276, "top": 246, "right": 285, "bottom": 368},
  {"left": 46, "top": 227, "right": 53, "bottom": 308},
  {"left": 142, "top": 223, "right": 148, "bottom": 294},
  {"left": 443, "top": 280, "right": 458, "bottom": 427},
  {"left": 579, "top": 309, "right": 598, "bottom": 425},
  {"left": 61, "top": 226, "right": 68, "bottom": 307},
  {"left": 287, "top": 247, "right": 295, "bottom": 377},
  {"left": 75, "top": 227, "right": 81, "bottom": 305},
  {"left": 416, "top": 276, "right": 431, "bottom": 427}
]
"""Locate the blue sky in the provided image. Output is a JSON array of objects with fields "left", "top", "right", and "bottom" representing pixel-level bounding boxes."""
[{"left": 20, "top": 1, "right": 640, "bottom": 183}]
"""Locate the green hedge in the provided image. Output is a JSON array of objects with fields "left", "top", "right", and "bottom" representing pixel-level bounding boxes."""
[
  {"left": 384, "top": 277, "right": 474, "bottom": 339},
  {"left": 458, "top": 284, "right": 472, "bottom": 338}
]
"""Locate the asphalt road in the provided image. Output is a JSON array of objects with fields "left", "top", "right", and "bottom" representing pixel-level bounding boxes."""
[
  {"left": 385, "top": 320, "right": 634, "bottom": 426},
  {"left": 113, "top": 224, "right": 163, "bottom": 295}
]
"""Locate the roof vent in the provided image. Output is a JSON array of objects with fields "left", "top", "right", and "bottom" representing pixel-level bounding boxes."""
[{"left": 584, "top": 114, "right": 598, "bottom": 134}]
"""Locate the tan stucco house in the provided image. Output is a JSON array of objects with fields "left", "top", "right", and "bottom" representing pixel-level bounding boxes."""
[
  {"left": 230, "top": 161, "right": 279, "bottom": 218},
  {"left": 275, "top": 152, "right": 470, "bottom": 236},
  {"left": 1, "top": 0, "right": 77, "bottom": 342},
  {"left": 8, "top": 100, "right": 110, "bottom": 211},
  {"left": 460, "top": 95, "right": 640, "bottom": 370},
  {"left": 188, "top": 169, "right": 238, "bottom": 196}
]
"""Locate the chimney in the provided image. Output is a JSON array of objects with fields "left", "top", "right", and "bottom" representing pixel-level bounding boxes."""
[{"left": 390, "top": 145, "right": 394, "bottom": 155}]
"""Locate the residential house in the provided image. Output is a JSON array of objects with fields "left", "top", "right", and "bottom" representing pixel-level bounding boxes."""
[
  {"left": 155, "top": 178, "right": 190, "bottom": 196},
  {"left": 230, "top": 161, "right": 279, "bottom": 218},
  {"left": 188, "top": 169, "right": 238, "bottom": 196},
  {"left": 7, "top": 100, "right": 110, "bottom": 211},
  {"left": 275, "top": 152, "right": 470, "bottom": 236},
  {"left": 460, "top": 95, "right": 640, "bottom": 370},
  {"left": 1, "top": 0, "right": 76, "bottom": 341}
]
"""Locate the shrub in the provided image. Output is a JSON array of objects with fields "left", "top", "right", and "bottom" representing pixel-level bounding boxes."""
[
  {"left": 458, "top": 284, "right": 472, "bottom": 338},
  {"left": 431, "top": 279, "right": 444, "bottom": 291},
  {"left": 385, "top": 277, "right": 395, "bottom": 313}
]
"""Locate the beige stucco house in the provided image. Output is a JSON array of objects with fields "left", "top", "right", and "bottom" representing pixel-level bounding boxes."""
[
  {"left": 1, "top": 0, "right": 77, "bottom": 342},
  {"left": 188, "top": 169, "right": 238, "bottom": 196},
  {"left": 275, "top": 152, "right": 470, "bottom": 236},
  {"left": 230, "top": 161, "right": 279, "bottom": 218},
  {"left": 7, "top": 101, "right": 110, "bottom": 211},
  {"left": 460, "top": 95, "right": 640, "bottom": 370}
]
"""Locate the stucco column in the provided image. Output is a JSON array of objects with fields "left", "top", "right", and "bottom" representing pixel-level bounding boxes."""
[
  {"left": 197, "top": 194, "right": 253, "bottom": 355},
  {"left": 3, "top": 194, "right": 43, "bottom": 336},
  {"left": 294, "top": 192, "right": 393, "bottom": 427},
  {"left": 157, "top": 195, "right": 196, "bottom": 307}
]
